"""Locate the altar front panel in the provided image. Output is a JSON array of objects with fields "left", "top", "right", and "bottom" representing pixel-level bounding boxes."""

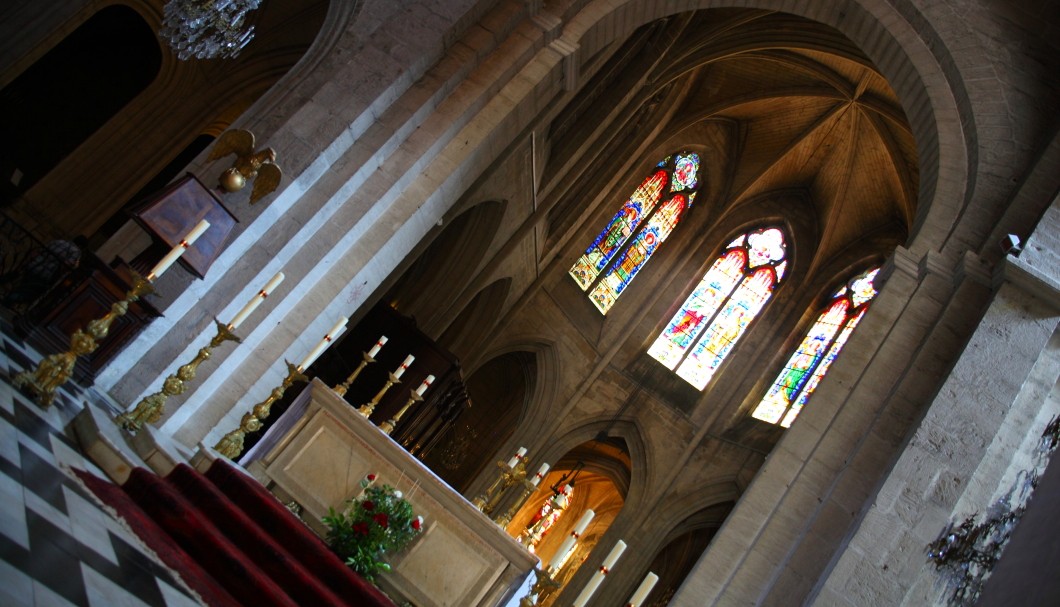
[{"left": 249, "top": 380, "right": 537, "bottom": 607}]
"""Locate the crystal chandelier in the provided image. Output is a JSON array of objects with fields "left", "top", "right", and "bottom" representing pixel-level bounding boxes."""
[{"left": 159, "top": 0, "right": 262, "bottom": 61}]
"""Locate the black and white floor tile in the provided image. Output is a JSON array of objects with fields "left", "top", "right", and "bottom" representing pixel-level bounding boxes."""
[{"left": 0, "top": 328, "right": 204, "bottom": 606}]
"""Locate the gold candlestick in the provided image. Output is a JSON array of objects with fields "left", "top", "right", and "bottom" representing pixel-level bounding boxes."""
[
  {"left": 519, "top": 567, "right": 561, "bottom": 607},
  {"left": 379, "top": 390, "right": 422, "bottom": 434},
  {"left": 494, "top": 477, "right": 538, "bottom": 528},
  {"left": 116, "top": 319, "right": 240, "bottom": 433},
  {"left": 471, "top": 460, "right": 511, "bottom": 510},
  {"left": 333, "top": 351, "right": 376, "bottom": 397},
  {"left": 14, "top": 274, "right": 153, "bottom": 407},
  {"left": 357, "top": 371, "right": 400, "bottom": 418},
  {"left": 214, "top": 361, "right": 307, "bottom": 459},
  {"left": 472, "top": 458, "right": 528, "bottom": 515}
]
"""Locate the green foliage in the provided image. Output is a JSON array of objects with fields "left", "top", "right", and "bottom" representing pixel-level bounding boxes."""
[{"left": 323, "top": 478, "right": 423, "bottom": 583}]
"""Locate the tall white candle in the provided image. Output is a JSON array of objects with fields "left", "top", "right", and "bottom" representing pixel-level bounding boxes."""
[
  {"left": 147, "top": 219, "right": 210, "bottom": 280},
  {"left": 414, "top": 374, "right": 435, "bottom": 397},
  {"left": 530, "top": 463, "right": 550, "bottom": 486},
  {"left": 573, "top": 540, "right": 627, "bottom": 607},
  {"left": 548, "top": 508, "right": 594, "bottom": 571},
  {"left": 367, "top": 335, "right": 388, "bottom": 358},
  {"left": 227, "top": 272, "right": 284, "bottom": 330},
  {"left": 393, "top": 354, "right": 414, "bottom": 379},
  {"left": 297, "top": 316, "right": 348, "bottom": 371},
  {"left": 506, "top": 446, "right": 527, "bottom": 469},
  {"left": 626, "top": 572, "right": 659, "bottom": 607}
]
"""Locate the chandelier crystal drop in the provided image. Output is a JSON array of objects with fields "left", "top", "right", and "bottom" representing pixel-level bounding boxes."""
[{"left": 159, "top": 0, "right": 262, "bottom": 61}]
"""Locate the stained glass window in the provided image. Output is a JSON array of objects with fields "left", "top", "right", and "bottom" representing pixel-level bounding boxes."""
[
  {"left": 520, "top": 485, "right": 573, "bottom": 554},
  {"left": 648, "top": 227, "right": 788, "bottom": 390},
  {"left": 752, "top": 267, "right": 880, "bottom": 427},
  {"left": 570, "top": 152, "right": 700, "bottom": 314}
]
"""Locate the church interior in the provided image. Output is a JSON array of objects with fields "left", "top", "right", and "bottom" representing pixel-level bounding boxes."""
[{"left": 1, "top": 0, "right": 1058, "bottom": 605}]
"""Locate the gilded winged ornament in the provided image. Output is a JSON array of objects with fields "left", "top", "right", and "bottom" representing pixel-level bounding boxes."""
[{"left": 208, "top": 129, "right": 282, "bottom": 204}]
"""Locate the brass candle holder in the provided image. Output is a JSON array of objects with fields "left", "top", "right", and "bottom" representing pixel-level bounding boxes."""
[
  {"left": 333, "top": 350, "right": 376, "bottom": 397},
  {"left": 379, "top": 390, "right": 422, "bottom": 435},
  {"left": 214, "top": 361, "right": 307, "bottom": 459},
  {"left": 14, "top": 274, "right": 153, "bottom": 407},
  {"left": 494, "top": 476, "right": 539, "bottom": 528},
  {"left": 357, "top": 371, "right": 401, "bottom": 418},
  {"left": 472, "top": 458, "right": 528, "bottom": 516},
  {"left": 116, "top": 319, "right": 240, "bottom": 432},
  {"left": 519, "top": 567, "right": 561, "bottom": 607}
]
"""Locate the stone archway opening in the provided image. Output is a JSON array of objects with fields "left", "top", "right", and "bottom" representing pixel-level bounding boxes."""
[{"left": 420, "top": 350, "right": 535, "bottom": 493}]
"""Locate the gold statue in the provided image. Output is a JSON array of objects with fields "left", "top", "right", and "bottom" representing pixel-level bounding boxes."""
[{"left": 208, "top": 129, "right": 282, "bottom": 204}]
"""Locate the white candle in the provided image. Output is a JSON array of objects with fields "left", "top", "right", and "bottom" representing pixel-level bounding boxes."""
[
  {"left": 367, "top": 335, "right": 388, "bottom": 358},
  {"left": 147, "top": 219, "right": 210, "bottom": 280},
  {"left": 297, "top": 316, "right": 348, "bottom": 371},
  {"left": 227, "top": 272, "right": 284, "bottom": 329},
  {"left": 393, "top": 354, "right": 414, "bottom": 379},
  {"left": 531, "top": 463, "right": 550, "bottom": 486},
  {"left": 626, "top": 572, "right": 659, "bottom": 607},
  {"left": 573, "top": 540, "right": 627, "bottom": 607},
  {"left": 506, "top": 446, "right": 527, "bottom": 469},
  {"left": 554, "top": 484, "right": 573, "bottom": 509},
  {"left": 548, "top": 508, "right": 594, "bottom": 571},
  {"left": 415, "top": 374, "right": 435, "bottom": 396}
]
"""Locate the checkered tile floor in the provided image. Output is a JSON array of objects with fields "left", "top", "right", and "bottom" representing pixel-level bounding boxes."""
[{"left": 0, "top": 327, "right": 204, "bottom": 606}]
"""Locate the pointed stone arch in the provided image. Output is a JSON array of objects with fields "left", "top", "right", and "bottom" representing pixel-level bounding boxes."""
[
  {"left": 420, "top": 347, "right": 534, "bottom": 493},
  {"left": 437, "top": 278, "right": 512, "bottom": 361},
  {"left": 386, "top": 200, "right": 508, "bottom": 338}
]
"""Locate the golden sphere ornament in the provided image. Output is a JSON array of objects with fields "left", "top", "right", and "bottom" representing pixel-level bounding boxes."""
[{"left": 220, "top": 167, "right": 246, "bottom": 192}]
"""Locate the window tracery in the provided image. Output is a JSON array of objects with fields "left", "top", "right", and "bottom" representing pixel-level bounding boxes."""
[
  {"left": 648, "top": 227, "right": 788, "bottom": 390},
  {"left": 752, "top": 267, "right": 880, "bottom": 427},
  {"left": 569, "top": 152, "right": 700, "bottom": 314}
]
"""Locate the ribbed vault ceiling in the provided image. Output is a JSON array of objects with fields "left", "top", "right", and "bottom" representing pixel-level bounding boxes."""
[{"left": 613, "top": 10, "right": 919, "bottom": 272}]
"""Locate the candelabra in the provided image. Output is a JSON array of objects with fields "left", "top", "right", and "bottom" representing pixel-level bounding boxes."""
[
  {"left": 214, "top": 361, "right": 307, "bottom": 459},
  {"left": 116, "top": 320, "right": 239, "bottom": 432},
  {"left": 472, "top": 458, "right": 528, "bottom": 516},
  {"left": 379, "top": 390, "right": 421, "bottom": 435},
  {"left": 357, "top": 372, "right": 401, "bottom": 418},
  {"left": 14, "top": 274, "right": 153, "bottom": 407},
  {"left": 494, "top": 475, "right": 539, "bottom": 528},
  {"left": 333, "top": 351, "right": 377, "bottom": 397},
  {"left": 519, "top": 568, "right": 561, "bottom": 607}
]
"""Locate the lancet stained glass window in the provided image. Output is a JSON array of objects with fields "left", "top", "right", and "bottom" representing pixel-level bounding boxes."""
[
  {"left": 648, "top": 227, "right": 788, "bottom": 390},
  {"left": 752, "top": 267, "right": 880, "bottom": 427},
  {"left": 569, "top": 152, "right": 700, "bottom": 314}
]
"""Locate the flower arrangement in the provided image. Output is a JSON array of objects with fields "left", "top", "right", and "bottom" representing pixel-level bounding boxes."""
[{"left": 323, "top": 474, "right": 425, "bottom": 582}]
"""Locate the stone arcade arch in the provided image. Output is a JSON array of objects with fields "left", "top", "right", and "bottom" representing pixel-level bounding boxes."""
[
  {"left": 421, "top": 349, "right": 534, "bottom": 493},
  {"left": 636, "top": 501, "right": 736, "bottom": 605},
  {"left": 385, "top": 201, "right": 506, "bottom": 329}
]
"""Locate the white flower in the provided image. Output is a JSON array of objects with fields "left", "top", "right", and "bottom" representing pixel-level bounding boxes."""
[{"left": 393, "top": 490, "right": 403, "bottom": 499}]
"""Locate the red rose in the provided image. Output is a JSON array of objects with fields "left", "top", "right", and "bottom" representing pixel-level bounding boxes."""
[
  {"left": 352, "top": 522, "right": 369, "bottom": 536},
  {"left": 362, "top": 500, "right": 375, "bottom": 511},
  {"left": 373, "top": 513, "right": 389, "bottom": 529},
  {"left": 367, "top": 474, "right": 377, "bottom": 482},
  {"left": 411, "top": 517, "right": 422, "bottom": 531}
]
